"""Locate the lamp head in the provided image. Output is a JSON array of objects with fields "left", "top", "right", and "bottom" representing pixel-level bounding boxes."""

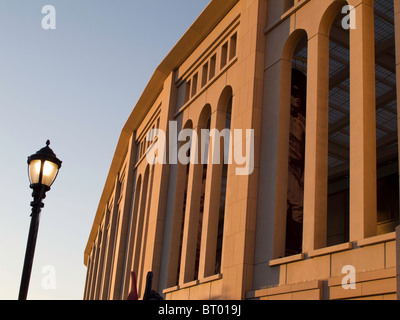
[{"left": 28, "top": 140, "right": 62, "bottom": 189}]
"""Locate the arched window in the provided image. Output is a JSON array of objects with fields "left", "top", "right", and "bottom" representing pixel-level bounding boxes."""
[
  {"left": 215, "top": 95, "right": 232, "bottom": 273},
  {"left": 167, "top": 120, "right": 193, "bottom": 287},
  {"left": 197, "top": 89, "right": 233, "bottom": 278},
  {"left": 131, "top": 166, "right": 150, "bottom": 295},
  {"left": 285, "top": 34, "right": 308, "bottom": 257},
  {"left": 194, "top": 105, "right": 212, "bottom": 280},
  {"left": 122, "top": 174, "right": 142, "bottom": 297},
  {"left": 374, "top": 0, "right": 399, "bottom": 234}
]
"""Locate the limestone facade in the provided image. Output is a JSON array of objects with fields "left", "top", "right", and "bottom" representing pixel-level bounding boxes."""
[{"left": 83, "top": 0, "right": 400, "bottom": 300}]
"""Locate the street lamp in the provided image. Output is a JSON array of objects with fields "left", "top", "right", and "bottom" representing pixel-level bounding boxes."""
[{"left": 18, "top": 140, "right": 62, "bottom": 300}]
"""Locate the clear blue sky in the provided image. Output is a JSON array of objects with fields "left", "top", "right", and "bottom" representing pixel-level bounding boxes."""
[{"left": 0, "top": 0, "right": 209, "bottom": 300}]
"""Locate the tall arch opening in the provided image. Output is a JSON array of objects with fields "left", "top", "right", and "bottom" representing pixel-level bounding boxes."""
[
  {"left": 285, "top": 32, "right": 308, "bottom": 257},
  {"left": 121, "top": 173, "right": 142, "bottom": 297},
  {"left": 194, "top": 105, "right": 212, "bottom": 280},
  {"left": 215, "top": 91, "right": 232, "bottom": 273},
  {"left": 326, "top": 5, "right": 351, "bottom": 246},
  {"left": 167, "top": 119, "right": 193, "bottom": 287},
  {"left": 133, "top": 166, "right": 150, "bottom": 296},
  {"left": 198, "top": 87, "right": 233, "bottom": 278},
  {"left": 374, "top": 0, "right": 399, "bottom": 234}
]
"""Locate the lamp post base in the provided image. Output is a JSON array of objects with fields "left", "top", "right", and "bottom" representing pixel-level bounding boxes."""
[{"left": 18, "top": 187, "right": 47, "bottom": 300}]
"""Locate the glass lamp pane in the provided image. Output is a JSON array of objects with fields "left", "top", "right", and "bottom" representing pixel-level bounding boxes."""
[
  {"left": 28, "top": 160, "right": 42, "bottom": 185},
  {"left": 41, "top": 160, "right": 59, "bottom": 187}
]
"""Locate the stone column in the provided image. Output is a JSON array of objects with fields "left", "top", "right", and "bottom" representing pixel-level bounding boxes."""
[
  {"left": 138, "top": 72, "right": 177, "bottom": 295},
  {"left": 130, "top": 167, "right": 149, "bottom": 294},
  {"left": 83, "top": 251, "right": 94, "bottom": 300},
  {"left": 109, "top": 134, "right": 138, "bottom": 299},
  {"left": 83, "top": 257, "right": 90, "bottom": 300},
  {"left": 93, "top": 226, "right": 105, "bottom": 300},
  {"left": 302, "top": 31, "right": 330, "bottom": 252},
  {"left": 137, "top": 167, "right": 156, "bottom": 296},
  {"left": 120, "top": 175, "right": 141, "bottom": 298},
  {"left": 93, "top": 209, "right": 111, "bottom": 299},
  {"left": 349, "top": 1, "right": 377, "bottom": 241},
  {"left": 166, "top": 159, "right": 188, "bottom": 287},
  {"left": 165, "top": 118, "right": 195, "bottom": 288},
  {"left": 89, "top": 238, "right": 100, "bottom": 300},
  {"left": 99, "top": 178, "right": 121, "bottom": 300}
]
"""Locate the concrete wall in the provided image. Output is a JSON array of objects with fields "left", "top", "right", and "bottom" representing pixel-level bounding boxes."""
[{"left": 84, "top": 0, "right": 400, "bottom": 300}]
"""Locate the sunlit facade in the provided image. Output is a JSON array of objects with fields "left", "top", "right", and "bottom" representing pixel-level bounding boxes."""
[{"left": 83, "top": 0, "right": 400, "bottom": 300}]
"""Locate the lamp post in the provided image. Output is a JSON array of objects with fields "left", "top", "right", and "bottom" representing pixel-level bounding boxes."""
[{"left": 18, "top": 140, "right": 62, "bottom": 300}]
